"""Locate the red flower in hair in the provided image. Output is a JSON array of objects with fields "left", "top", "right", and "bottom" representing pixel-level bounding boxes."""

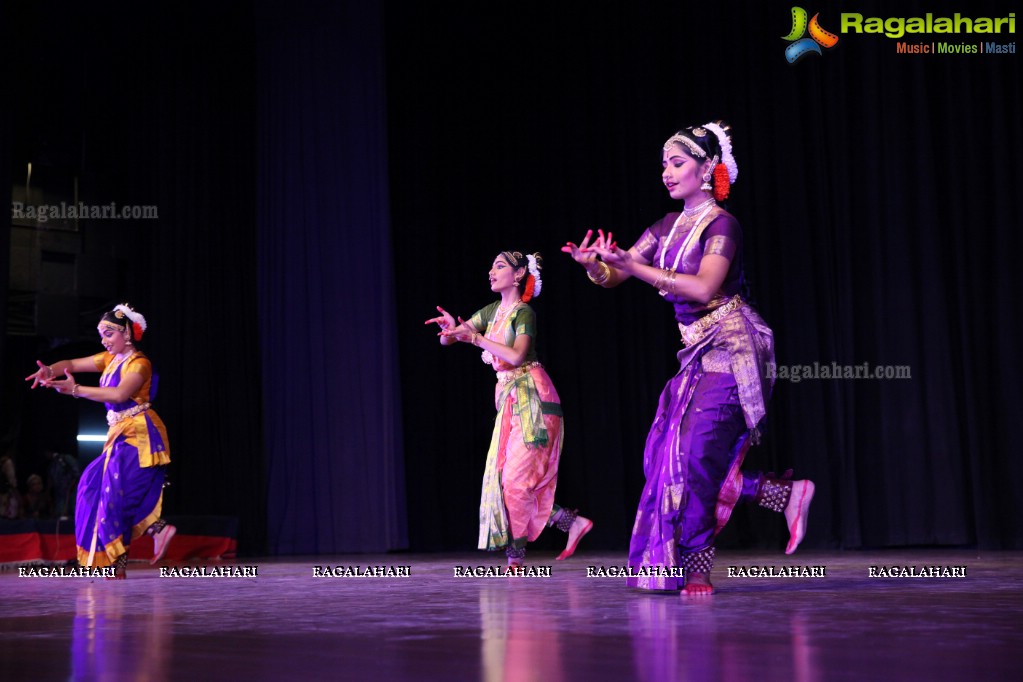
[
  {"left": 132, "top": 322, "right": 145, "bottom": 341},
  {"left": 522, "top": 275, "right": 536, "bottom": 302},
  {"left": 712, "top": 163, "right": 730, "bottom": 201}
]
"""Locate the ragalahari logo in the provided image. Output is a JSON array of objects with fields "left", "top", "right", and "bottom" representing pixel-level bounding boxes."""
[{"left": 783, "top": 7, "right": 839, "bottom": 63}]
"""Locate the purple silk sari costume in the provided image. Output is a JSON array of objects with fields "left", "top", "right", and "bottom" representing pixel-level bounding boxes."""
[
  {"left": 75, "top": 351, "right": 170, "bottom": 567},
  {"left": 626, "top": 207, "right": 775, "bottom": 590}
]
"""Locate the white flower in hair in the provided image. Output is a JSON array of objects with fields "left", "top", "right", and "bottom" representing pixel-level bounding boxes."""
[
  {"left": 526, "top": 254, "right": 543, "bottom": 297},
  {"left": 113, "top": 303, "right": 148, "bottom": 332},
  {"left": 703, "top": 122, "right": 738, "bottom": 184}
]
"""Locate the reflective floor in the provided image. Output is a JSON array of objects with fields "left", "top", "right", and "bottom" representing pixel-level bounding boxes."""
[{"left": 2, "top": 550, "right": 1021, "bottom": 681}]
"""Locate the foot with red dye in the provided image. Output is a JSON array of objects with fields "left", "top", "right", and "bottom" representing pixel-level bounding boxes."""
[
  {"left": 680, "top": 572, "right": 714, "bottom": 597},
  {"left": 151, "top": 524, "right": 177, "bottom": 565},
  {"left": 556, "top": 515, "right": 593, "bottom": 561},
  {"left": 785, "top": 480, "right": 815, "bottom": 555}
]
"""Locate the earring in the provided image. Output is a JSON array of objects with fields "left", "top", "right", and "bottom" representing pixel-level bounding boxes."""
[{"left": 701, "top": 172, "right": 712, "bottom": 191}]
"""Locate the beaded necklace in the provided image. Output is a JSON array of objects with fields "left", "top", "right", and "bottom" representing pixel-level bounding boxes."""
[{"left": 658, "top": 200, "right": 717, "bottom": 274}]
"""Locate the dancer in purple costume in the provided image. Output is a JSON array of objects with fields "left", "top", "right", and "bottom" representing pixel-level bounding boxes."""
[
  {"left": 563, "top": 121, "right": 814, "bottom": 596},
  {"left": 26, "top": 303, "right": 176, "bottom": 578}
]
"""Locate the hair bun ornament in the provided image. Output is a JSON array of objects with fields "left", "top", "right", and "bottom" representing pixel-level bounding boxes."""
[
  {"left": 113, "top": 303, "right": 148, "bottom": 341},
  {"left": 522, "top": 253, "right": 543, "bottom": 302},
  {"left": 522, "top": 275, "right": 536, "bottom": 302},
  {"left": 712, "top": 164, "right": 731, "bottom": 201}
]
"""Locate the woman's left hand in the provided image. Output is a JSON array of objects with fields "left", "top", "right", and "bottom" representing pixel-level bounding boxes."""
[{"left": 42, "top": 370, "right": 77, "bottom": 396}]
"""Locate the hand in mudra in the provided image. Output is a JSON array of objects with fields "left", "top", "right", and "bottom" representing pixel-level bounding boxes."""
[
  {"left": 588, "top": 229, "right": 632, "bottom": 269},
  {"left": 440, "top": 317, "right": 476, "bottom": 343},
  {"left": 561, "top": 229, "right": 600, "bottom": 267},
  {"left": 424, "top": 306, "right": 456, "bottom": 332},
  {"left": 43, "top": 369, "right": 77, "bottom": 395},
  {"left": 25, "top": 360, "right": 52, "bottom": 389}
]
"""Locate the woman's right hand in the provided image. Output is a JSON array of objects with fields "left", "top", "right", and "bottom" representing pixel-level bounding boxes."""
[
  {"left": 25, "top": 360, "right": 53, "bottom": 389},
  {"left": 561, "top": 230, "right": 600, "bottom": 267},
  {"left": 424, "top": 306, "right": 456, "bottom": 332}
]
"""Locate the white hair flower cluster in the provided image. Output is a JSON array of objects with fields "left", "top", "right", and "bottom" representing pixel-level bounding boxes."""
[
  {"left": 113, "top": 303, "right": 147, "bottom": 331},
  {"left": 526, "top": 254, "right": 542, "bottom": 298},
  {"left": 703, "top": 122, "right": 738, "bottom": 184}
]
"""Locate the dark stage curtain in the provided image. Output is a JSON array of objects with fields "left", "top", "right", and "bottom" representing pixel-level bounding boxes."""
[
  {"left": 5, "top": 4, "right": 268, "bottom": 553},
  {"left": 1, "top": 103, "right": 9, "bottom": 432},
  {"left": 387, "top": 1, "right": 1022, "bottom": 550},
  {"left": 145, "top": 9, "right": 268, "bottom": 555},
  {"left": 255, "top": 1, "right": 408, "bottom": 553}
]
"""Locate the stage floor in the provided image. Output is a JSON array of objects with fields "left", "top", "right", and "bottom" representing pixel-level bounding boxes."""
[{"left": 2, "top": 549, "right": 1021, "bottom": 681}]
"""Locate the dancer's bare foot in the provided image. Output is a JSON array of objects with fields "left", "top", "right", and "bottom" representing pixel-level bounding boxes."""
[
  {"left": 106, "top": 555, "right": 128, "bottom": 580},
  {"left": 556, "top": 515, "right": 593, "bottom": 561},
  {"left": 680, "top": 572, "right": 714, "bottom": 597},
  {"left": 785, "top": 480, "right": 815, "bottom": 555},
  {"left": 151, "top": 524, "right": 177, "bottom": 565}
]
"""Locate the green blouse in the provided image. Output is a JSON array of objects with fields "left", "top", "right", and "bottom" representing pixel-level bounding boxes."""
[{"left": 469, "top": 302, "right": 539, "bottom": 366}]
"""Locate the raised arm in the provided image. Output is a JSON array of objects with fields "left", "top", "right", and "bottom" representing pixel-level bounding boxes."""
[
  {"left": 562, "top": 228, "right": 653, "bottom": 288},
  {"left": 42, "top": 369, "right": 145, "bottom": 404},
  {"left": 25, "top": 356, "right": 102, "bottom": 389},
  {"left": 589, "top": 223, "right": 731, "bottom": 304},
  {"left": 437, "top": 316, "right": 532, "bottom": 367}
]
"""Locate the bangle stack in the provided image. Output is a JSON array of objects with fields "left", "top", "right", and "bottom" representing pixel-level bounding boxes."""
[
  {"left": 587, "top": 262, "right": 611, "bottom": 286},
  {"left": 653, "top": 268, "right": 677, "bottom": 296},
  {"left": 471, "top": 332, "right": 482, "bottom": 347},
  {"left": 71, "top": 384, "right": 80, "bottom": 398}
]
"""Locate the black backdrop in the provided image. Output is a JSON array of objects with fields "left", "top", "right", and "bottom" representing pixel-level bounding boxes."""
[{"left": 3, "top": 0, "right": 1020, "bottom": 554}]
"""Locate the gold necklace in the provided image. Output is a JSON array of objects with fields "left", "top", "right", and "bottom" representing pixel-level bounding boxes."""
[
  {"left": 103, "top": 350, "right": 137, "bottom": 386},
  {"left": 682, "top": 196, "right": 716, "bottom": 217}
]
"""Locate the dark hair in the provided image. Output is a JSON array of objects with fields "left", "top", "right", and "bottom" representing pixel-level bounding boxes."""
[
  {"left": 99, "top": 305, "right": 143, "bottom": 344},
  {"left": 667, "top": 119, "right": 733, "bottom": 163},
  {"left": 498, "top": 251, "right": 543, "bottom": 300},
  {"left": 499, "top": 250, "right": 542, "bottom": 275}
]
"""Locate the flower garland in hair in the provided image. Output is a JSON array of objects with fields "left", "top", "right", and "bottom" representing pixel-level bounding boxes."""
[
  {"left": 113, "top": 303, "right": 148, "bottom": 341},
  {"left": 522, "top": 253, "right": 543, "bottom": 302},
  {"left": 712, "top": 164, "right": 731, "bottom": 201},
  {"left": 703, "top": 122, "right": 738, "bottom": 184}
]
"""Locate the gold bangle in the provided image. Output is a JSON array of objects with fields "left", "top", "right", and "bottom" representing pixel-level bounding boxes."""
[
  {"left": 586, "top": 261, "right": 611, "bottom": 285},
  {"left": 653, "top": 268, "right": 669, "bottom": 291}
]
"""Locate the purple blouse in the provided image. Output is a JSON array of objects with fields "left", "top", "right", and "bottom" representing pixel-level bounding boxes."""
[{"left": 632, "top": 209, "right": 744, "bottom": 325}]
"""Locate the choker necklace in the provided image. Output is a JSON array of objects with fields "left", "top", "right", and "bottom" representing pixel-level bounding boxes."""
[
  {"left": 682, "top": 197, "right": 716, "bottom": 217},
  {"left": 496, "top": 299, "right": 522, "bottom": 315}
]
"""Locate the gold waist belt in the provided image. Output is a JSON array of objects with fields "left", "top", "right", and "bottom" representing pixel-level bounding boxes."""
[
  {"left": 107, "top": 402, "right": 151, "bottom": 426},
  {"left": 678, "top": 295, "right": 744, "bottom": 347},
  {"left": 496, "top": 361, "right": 543, "bottom": 386}
]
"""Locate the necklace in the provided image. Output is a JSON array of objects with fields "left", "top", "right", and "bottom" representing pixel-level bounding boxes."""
[
  {"left": 495, "top": 298, "right": 521, "bottom": 316},
  {"left": 103, "top": 350, "right": 137, "bottom": 387},
  {"left": 481, "top": 300, "right": 521, "bottom": 365},
  {"left": 682, "top": 196, "right": 716, "bottom": 217},
  {"left": 659, "top": 202, "right": 717, "bottom": 272}
]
